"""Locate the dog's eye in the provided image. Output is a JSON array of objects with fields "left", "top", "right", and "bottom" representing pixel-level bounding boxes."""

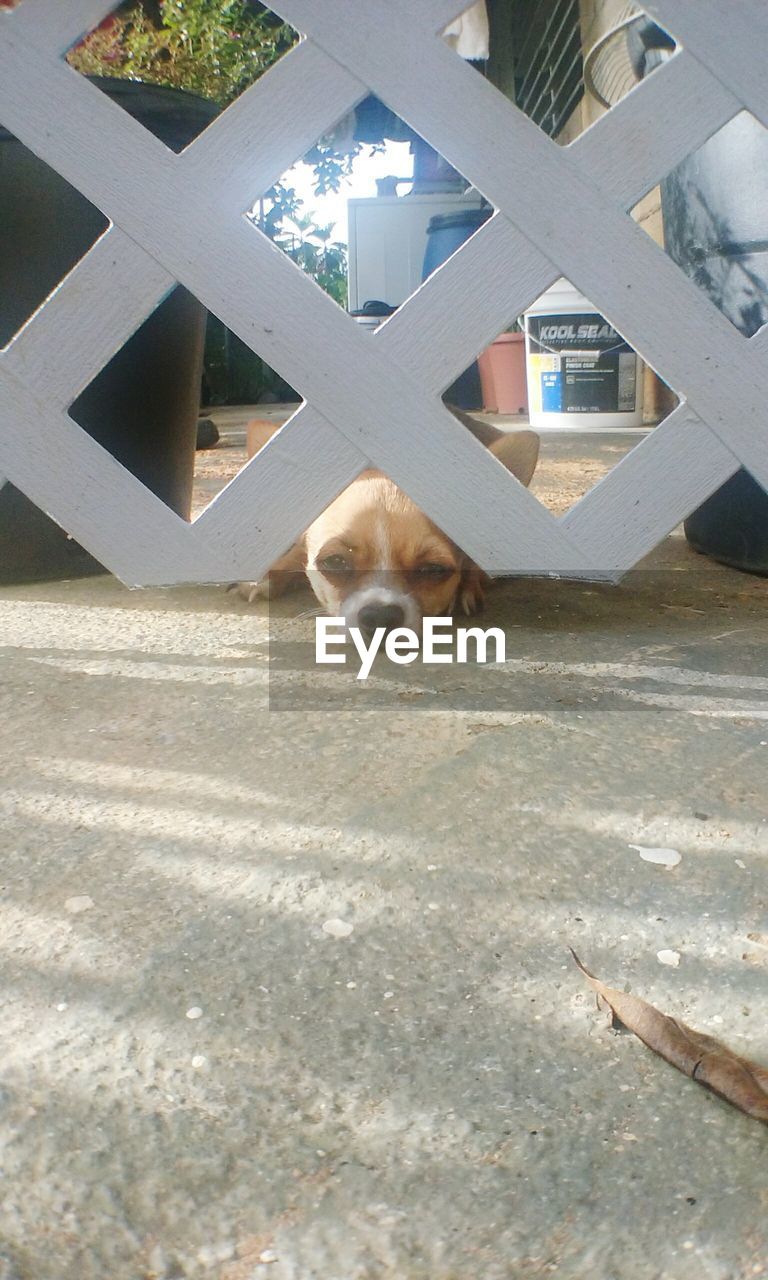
[
  {"left": 414, "top": 562, "right": 454, "bottom": 580},
  {"left": 319, "top": 554, "right": 351, "bottom": 574}
]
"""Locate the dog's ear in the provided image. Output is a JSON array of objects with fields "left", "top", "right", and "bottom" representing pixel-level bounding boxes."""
[
  {"left": 487, "top": 429, "right": 540, "bottom": 488},
  {"left": 246, "top": 418, "right": 280, "bottom": 459},
  {"left": 457, "top": 561, "right": 488, "bottom": 616}
]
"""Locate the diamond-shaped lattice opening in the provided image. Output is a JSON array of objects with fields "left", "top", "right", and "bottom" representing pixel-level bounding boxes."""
[
  {"left": 64, "top": 2, "right": 298, "bottom": 151},
  {"left": 444, "top": 279, "right": 680, "bottom": 516},
  {"left": 0, "top": 127, "right": 109, "bottom": 349},
  {"left": 247, "top": 96, "right": 492, "bottom": 318},
  {"left": 446, "top": 1, "right": 677, "bottom": 145},
  {"left": 634, "top": 110, "right": 768, "bottom": 338},
  {"left": 64, "top": 285, "right": 209, "bottom": 529},
  {"left": 1, "top": 286, "right": 301, "bottom": 580},
  {"left": 192, "top": 315, "right": 300, "bottom": 516},
  {"left": 63, "top": 292, "right": 301, "bottom": 523},
  {"left": 1, "top": 278, "right": 214, "bottom": 581}
]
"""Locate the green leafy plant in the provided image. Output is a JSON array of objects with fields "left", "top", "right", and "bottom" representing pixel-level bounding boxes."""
[
  {"left": 272, "top": 212, "right": 349, "bottom": 307},
  {"left": 68, "top": 1, "right": 359, "bottom": 400},
  {"left": 67, "top": 1, "right": 297, "bottom": 107},
  {"left": 68, "top": 3, "right": 355, "bottom": 271}
]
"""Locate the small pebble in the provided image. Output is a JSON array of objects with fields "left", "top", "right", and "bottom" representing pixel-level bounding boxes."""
[
  {"left": 735, "top": 858, "right": 746, "bottom": 869},
  {"left": 259, "top": 1249, "right": 278, "bottom": 1263},
  {"left": 322, "top": 918, "right": 354, "bottom": 938},
  {"left": 147, "top": 1245, "right": 167, "bottom": 1275},
  {"left": 191, "top": 1055, "right": 207, "bottom": 1068},
  {"left": 346, "top": 981, "right": 357, "bottom": 989},
  {"left": 65, "top": 895, "right": 94, "bottom": 914},
  {"left": 56, "top": 1002, "right": 68, "bottom": 1012},
  {"left": 630, "top": 844, "right": 681, "bottom": 869},
  {"left": 186, "top": 1006, "right": 204, "bottom": 1020},
  {"left": 197, "top": 1243, "right": 235, "bottom": 1266},
  {"left": 657, "top": 949, "right": 680, "bottom": 967},
  {"left": 427, "top": 902, "right": 439, "bottom": 911}
]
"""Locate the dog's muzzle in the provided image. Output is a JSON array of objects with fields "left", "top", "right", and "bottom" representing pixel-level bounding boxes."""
[
  {"left": 356, "top": 601, "right": 406, "bottom": 635},
  {"left": 344, "top": 581, "right": 421, "bottom": 636}
]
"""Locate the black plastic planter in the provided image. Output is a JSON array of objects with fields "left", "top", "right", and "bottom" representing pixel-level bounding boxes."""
[{"left": 0, "top": 78, "right": 219, "bottom": 583}]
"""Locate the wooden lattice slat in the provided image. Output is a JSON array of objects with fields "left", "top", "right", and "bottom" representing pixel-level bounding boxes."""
[{"left": 0, "top": 0, "right": 766, "bottom": 586}]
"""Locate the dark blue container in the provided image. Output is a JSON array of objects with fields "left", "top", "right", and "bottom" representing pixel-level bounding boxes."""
[{"left": 422, "top": 207, "right": 492, "bottom": 409}]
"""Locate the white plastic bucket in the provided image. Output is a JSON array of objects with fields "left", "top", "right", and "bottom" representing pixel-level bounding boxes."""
[{"left": 524, "top": 279, "right": 645, "bottom": 428}]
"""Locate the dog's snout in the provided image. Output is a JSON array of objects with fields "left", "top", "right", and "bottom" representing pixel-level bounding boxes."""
[{"left": 357, "top": 602, "right": 406, "bottom": 634}]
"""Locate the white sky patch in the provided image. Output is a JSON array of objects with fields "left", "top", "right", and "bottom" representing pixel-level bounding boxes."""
[{"left": 274, "top": 140, "right": 414, "bottom": 243}]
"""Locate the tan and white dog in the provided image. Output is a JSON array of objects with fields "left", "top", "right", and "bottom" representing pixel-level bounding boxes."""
[{"left": 239, "top": 408, "right": 539, "bottom": 635}]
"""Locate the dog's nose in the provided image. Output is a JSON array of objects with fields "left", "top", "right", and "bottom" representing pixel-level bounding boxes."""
[{"left": 357, "top": 602, "right": 406, "bottom": 634}]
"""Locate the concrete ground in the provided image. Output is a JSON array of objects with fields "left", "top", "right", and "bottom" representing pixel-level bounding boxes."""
[{"left": 0, "top": 430, "right": 767, "bottom": 1279}]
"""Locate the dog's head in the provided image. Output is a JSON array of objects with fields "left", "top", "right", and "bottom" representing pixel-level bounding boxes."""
[{"left": 303, "top": 429, "right": 539, "bottom": 635}]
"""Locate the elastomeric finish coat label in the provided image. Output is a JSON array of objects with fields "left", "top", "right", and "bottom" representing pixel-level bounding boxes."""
[{"left": 526, "top": 311, "right": 638, "bottom": 415}]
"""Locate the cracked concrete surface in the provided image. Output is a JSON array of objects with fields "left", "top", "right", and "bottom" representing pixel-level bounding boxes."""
[{"left": 0, "top": 547, "right": 766, "bottom": 1279}]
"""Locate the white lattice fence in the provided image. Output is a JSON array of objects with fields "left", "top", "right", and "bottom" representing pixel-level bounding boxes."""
[{"left": 0, "top": 0, "right": 767, "bottom": 585}]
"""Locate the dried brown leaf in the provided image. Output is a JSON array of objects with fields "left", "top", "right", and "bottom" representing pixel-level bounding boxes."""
[{"left": 570, "top": 949, "right": 768, "bottom": 1124}]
